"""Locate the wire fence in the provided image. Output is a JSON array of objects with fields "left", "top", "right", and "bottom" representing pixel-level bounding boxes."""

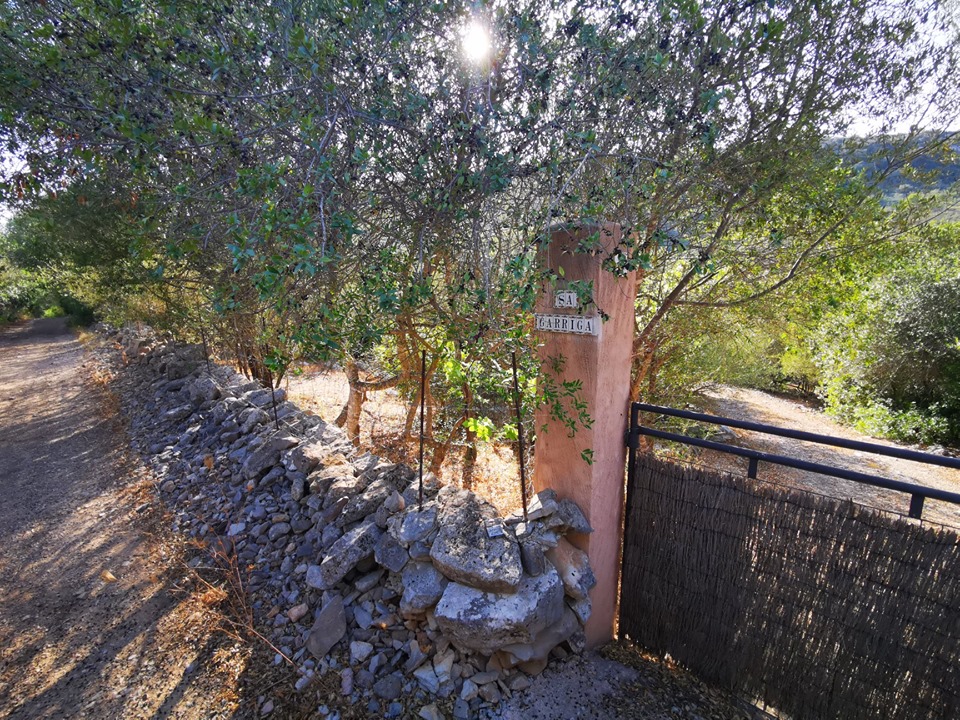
[{"left": 620, "top": 454, "right": 960, "bottom": 720}]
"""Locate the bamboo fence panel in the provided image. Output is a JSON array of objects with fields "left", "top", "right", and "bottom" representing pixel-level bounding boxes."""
[{"left": 620, "top": 455, "right": 960, "bottom": 719}]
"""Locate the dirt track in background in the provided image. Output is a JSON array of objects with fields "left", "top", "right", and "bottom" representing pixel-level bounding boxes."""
[
  {"left": 698, "top": 385, "right": 960, "bottom": 529},
  {"left": 0, "top": 318, "right": 246, "bottom": 720}
]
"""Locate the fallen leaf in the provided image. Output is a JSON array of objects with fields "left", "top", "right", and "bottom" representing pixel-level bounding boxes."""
[{"left": 100, "top": 569, "right": 118, "bottom": 583}]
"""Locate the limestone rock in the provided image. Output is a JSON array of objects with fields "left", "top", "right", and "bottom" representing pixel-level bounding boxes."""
[
  {"left": 305, "top": 564, "right": 324, "bottom": 589},
  {"left": 453, "top": 699, "right": 470, "bottom": 720},
  {"left": 355, "top": 569, "right": 384, "bottom": 593},
  {"left": 402, "top": 471, "right": 442, "bottom": 505},
  {"left": 527, "top": 489, "right": 558, "bottom": 520},
  {"left": 323, "top": 474, "right": 369, "bottom": 509},
  {"left": 519, "top": 539, "right": 546, "bottom": 576},
  {"left": 308, "top": 467, "right": 345, "bottom": 499},
  {"left": 413, "top": 664, "right": 440, "bottom": 694},
  {"left": 384, "top": 490, "right": 405, "bottom": 514},
  {"left": 320, "top": 523, "right": 342, "bottom": 549},
  {"left": 315, "top": 520, "right": 382, "bottom": 589},
  {"left": 287, "top": 603, "right": 309, "bottom": 623},
  {"left": 403, "top": 639, "right": 428, "bottom": 673},
  {"left": 243, "top": 435, "right": 299, "bottom": 481},
  {"left": 340, "top": 475, "right": 397, "bottom": 525},
  {"left": 430, "top": 491, "right": 521, "bottom": 593},
  {"left": 163, "top": 404, "right": 194, "bottom": 423},
  {"left": 566, "top": 594, "right": 592, "bottom": 625},
  {"left": 177, "top": 344, "right": 206, "bottom": 363},
  {"left": 432, "top": 650, "right": 454, "bottom": 685},
  {"left": 307, "top": 595, "right": 346, "bottom": 659},
  {"left": 419, "top": 704, "right": 443, "bottom": 720},
  {"left": 479, "top": 683, "right": 501, "bottom": 703},
  {"left": 286, "top": 441, "right": 327, "bottom": 474},
  {"left": 268, "top": 521, "right": 291, "bottom": 542},
  {"left": 460, "top": 679, "right": 479, "bottom": 701},
  {"left": 243, "top": 386, "right": 287, "bottom": 408},
  {"left": 374, "top": 503, "right": 391, "bottom": 528},
  {"left": 351, "top": 452, "right": 381, "bottom": 476},
  {"left": 340, "top": 667, "right": 353, "bottom": 695},
  {"left": 545, "top": 537, "right": 596, "bottom": 601},
  {"left": 366, "top": 461, "right": 414, "bottom": 481},
  {"left": 165, "top": 358, "right": 198, "bottom": 380},
  {"left": 374, "top": 532, "right": 409, "bottom": 574},
  {"left": 290, "top": 475, "right": 306, "bottom": 502},
  {"left": 238, "top": 407, "right": 269, "bottom": 434},
  {"left": 434, "top": 565, "right": 564, "bottom": 654},
  {"left": 400, "top": 562, "right": 448, "bottom": 618},
  {"left": 189, "top": 376, "right": 221, "bottom": 405},
  {"left": 319, "top": 496, "right": 349, "bottom": 526},
  {"left": 409, "top": 540, "right": 431, "bottom": 561},
  {"left": 502, "top": 607, "right": 579, "bottom": 664},
  {"left": 519, "top": 657, "right": 549, "bottom": 676},
  {"left": 567, "top": 629, "right": 586, "bottom": 654},
  {"left": 508, "top": 674, "right": 531, "bottom": 691},
  {"left": 350, "top": 640, "right": 374, "bottom": 664},
  {"left": 373, "top": 673, "right": 403, "bottom": 701},
  {"left": 545, "top": 498, "right": 593, "bottom": 535},
  {"left": 395, "top": 505, "right": 438, "bottom": 546}
]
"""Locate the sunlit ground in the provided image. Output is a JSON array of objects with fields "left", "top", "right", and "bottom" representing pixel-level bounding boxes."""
[{"left": 286, "top": 366, "right": 525, "bottom": 516}]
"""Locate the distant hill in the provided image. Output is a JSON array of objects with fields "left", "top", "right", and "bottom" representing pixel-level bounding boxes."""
[{"left": 838, "top": 133, "right": 960, "bottom": 209}]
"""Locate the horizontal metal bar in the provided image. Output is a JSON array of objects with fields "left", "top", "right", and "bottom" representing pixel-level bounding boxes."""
[
  {"left": 633, "top": 425, "right": 960, "bottom": 507},
  {"left": 633, "top": 402, "right": 960, "bottom": 471}
]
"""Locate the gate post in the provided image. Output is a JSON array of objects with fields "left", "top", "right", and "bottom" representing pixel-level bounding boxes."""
[{"left": 532, "top": 222, "right": 637, "bottom": 647}]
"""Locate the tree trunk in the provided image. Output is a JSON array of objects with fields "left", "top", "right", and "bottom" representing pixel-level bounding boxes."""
[
  {"left": 337, "top": 359, "right": 365, "bottom": 446},
  {"left": 429, "top": 414, "right": 467, "bottom": 475},
  {"left": 335, "top": 358, "right": 400, "bottom": 447}
]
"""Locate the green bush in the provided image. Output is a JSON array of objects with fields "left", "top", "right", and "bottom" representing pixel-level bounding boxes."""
[{"left": 815, "top": 275, "right": 960, "bottom": 445}]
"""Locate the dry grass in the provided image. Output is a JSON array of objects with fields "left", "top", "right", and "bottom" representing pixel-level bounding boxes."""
[{"left": 286, "top": 365, "right": 526, "bottom": 516}]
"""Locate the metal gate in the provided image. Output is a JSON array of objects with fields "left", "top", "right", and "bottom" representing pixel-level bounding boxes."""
[{"left": 619, "top": 402, "right": 960, "bottom": 720}]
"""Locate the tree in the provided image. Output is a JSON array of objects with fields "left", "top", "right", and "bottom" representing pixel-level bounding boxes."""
[{"left": 1, "top": 0, "right": 957, "bottom": 439}]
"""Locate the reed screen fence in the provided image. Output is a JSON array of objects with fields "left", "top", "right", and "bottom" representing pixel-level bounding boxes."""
[{"left": 620, "top": 455, "right": 960, "bottom": 720}]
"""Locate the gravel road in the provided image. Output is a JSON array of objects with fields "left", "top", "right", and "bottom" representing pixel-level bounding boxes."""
[
  {"left": 0, "top": 319, "right": 244, "bottom": 719},
  {"left": 699, "top": 385, "right": 960, "bottom": 529}
]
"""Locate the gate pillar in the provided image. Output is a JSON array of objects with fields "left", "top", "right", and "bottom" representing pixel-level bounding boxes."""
[{"left": 532, "top": 223, "right": 637, "bottom": 647}]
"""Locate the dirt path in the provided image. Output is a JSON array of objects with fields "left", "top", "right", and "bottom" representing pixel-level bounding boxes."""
[
  {"left": 698, "top": 385, "right": 960, "bottom": 529},
  {"left": 0, "top": 319, "right": 246, "bottom": 719}
]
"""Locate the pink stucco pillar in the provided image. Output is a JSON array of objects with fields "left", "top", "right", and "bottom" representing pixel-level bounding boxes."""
[{"left": 532, "top": 222, "right": 637, "bottom": 648}]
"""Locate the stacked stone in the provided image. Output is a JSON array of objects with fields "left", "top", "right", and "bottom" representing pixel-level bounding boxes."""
[{"left": 103, "top": 326, "right": 597, "bottom": 717}]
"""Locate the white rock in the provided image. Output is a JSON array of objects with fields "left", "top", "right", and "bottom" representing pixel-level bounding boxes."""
[
  {"left": 350, "top": 641, "right": 374, "bottom": 665},
  {"left": 419, "top": 704, "right": 443, "bottom": 720},
  {"left": 413, "top": 664, "right": 441, "bottom": 694},
  {"left": 433, "top": 649, "right": 455, "bottom": 685},
  {"left": 434, "top": 566, "right": 564, "bottom": 655},
  {"left": 545, "top": 537, "right": 596, "bottom": 601},
  {"left": 460, "top": 678, "right": 479, "bottom": 701}
]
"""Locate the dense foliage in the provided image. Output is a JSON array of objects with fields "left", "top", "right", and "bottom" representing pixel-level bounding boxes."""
[
  {"left": 1, "top": 0, "right": 958, "bottom": 456},
  {"left": 694, "top": 220, "right": 960, "bottom": 446}
]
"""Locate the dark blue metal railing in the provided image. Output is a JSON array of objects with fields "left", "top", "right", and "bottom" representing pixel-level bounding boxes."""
[{"left": 627, "top": 402, "right": 960, "bottom": 521}]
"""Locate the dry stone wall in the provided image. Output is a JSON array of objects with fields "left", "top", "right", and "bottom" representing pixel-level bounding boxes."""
[{"left": 107, "top": 326, "right": 597, "bottom": 717}]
